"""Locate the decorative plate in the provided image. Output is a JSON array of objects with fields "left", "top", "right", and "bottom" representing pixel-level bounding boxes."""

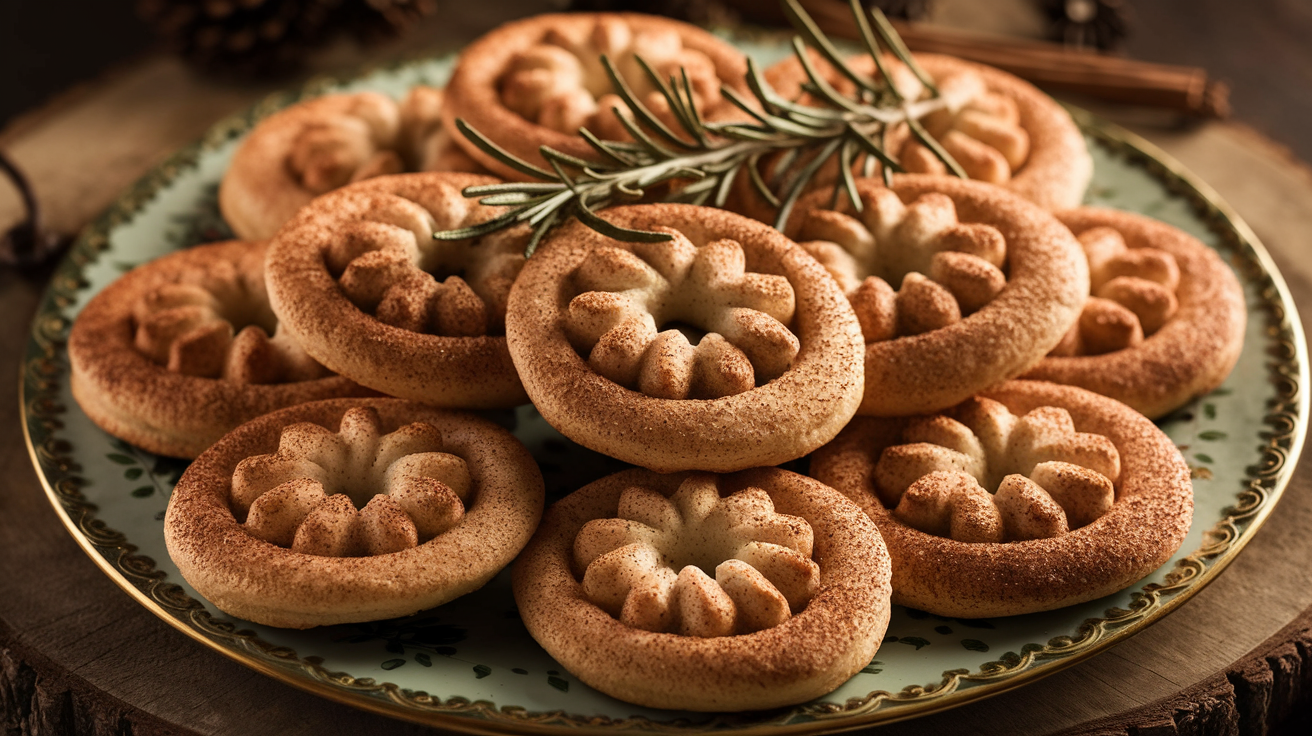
[{"left": 20, "top": 32, "right": 1308, "bottom": 734}]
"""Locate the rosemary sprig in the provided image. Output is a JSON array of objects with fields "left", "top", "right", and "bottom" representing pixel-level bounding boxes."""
[{"left": 435, "top": 0, "right": 965, "bottom": 255}]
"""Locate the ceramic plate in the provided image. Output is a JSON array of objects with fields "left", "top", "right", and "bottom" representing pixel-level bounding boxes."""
[{"left": 20, "top": 32, "right": 1308, "bottom": 734}]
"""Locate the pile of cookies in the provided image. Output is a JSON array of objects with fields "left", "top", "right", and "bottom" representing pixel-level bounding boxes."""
[{"left": 67, "top": 10, "right": 1246, "bottom": 713}]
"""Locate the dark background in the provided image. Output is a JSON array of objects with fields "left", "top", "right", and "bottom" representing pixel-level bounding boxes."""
[{"left": 2, "top": 1, "right": 1312, "bottom": 163}]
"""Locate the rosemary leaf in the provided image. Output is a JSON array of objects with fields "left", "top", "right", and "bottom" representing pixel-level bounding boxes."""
[
  {"left": 616, "top": 181, "right": 645, "bottom": 198},
  {"left": 540, "top": 145, "right": 605, "bottom": 172},
  {"left": 781, "top": 0, "right": 882, "bottom": 96},
  {"left": 678, "top": 175, "right": 722, "bottom": 197},
  {"left": 714, "top": 161, "right": 743, "bottom": 208},
  {"left": 759, "top": 113, "right": 842, "bottom": 139},
  {"left": 432, "top": 210, "right": 525, "bottom": 241},
  {"left": 745, "top": 60, "right": 841, "bottom": 125},
  {"left": 633, "top": 56, "right": 706, "bottom": 146},
  {"left": 545, "top": 156, "right": 579, "bottom": 191},
  {"left": 861, "top": 151, "right": 877, "bottom": 179},
  {"left": 848, "top": 122, "right": 903, "bottom": 172},
  {"left": 613, "top": 107, "right": 682, "bottom": 159},
  {"left": 775, "top": 135, "right": 843, "bottom": 230},
  {"left": 454, "top": 119, "right": 553, "bottom": 180},
  {"left": 525, "top": 208, "right": 560, "bottom": 257},
  {"left": 792, "top": 37, "right": 869, "bottom": 116},
  {"left": 680, "top": 69, "right": 708, "bottom": 139},
  {"left": 770, "top": 147, "right": 802, "bottom": 186},
  {"left": 712, "top": 124, "right": 784, "bottom": 142},
  {"left": 576, "top": 199, "right": 673, "bottom": 242},
  {"left": 746, "top": 152, "right": 782, "bottom": 208},
  {"left": 578, "top": 128, "right": 644, "bottom": 167},
  {"left": 866, "top": 6, "right": 940, "bottom": 96},
  {"left": 850, "top": 0, "right": 903, "bottom": 103},
  {"left": 464, "top": 182, "right": 564, "bottom": 196},
  {"left": 719, "top": 86, "right": 772, "bottom": 125},
  {"left": 907, "top": 116, "right": 967, "bottom": 178},
  {"left": 836, "top": 137, "right": 862, "bottom": 213},
  {"left": 879, "top": 125, "right": 894, "bottom": 185},
  {"left": 475, "top": 192, "right": 552, "bottom": 207},
  {"left": 525, "top": 191, "right": 574, "bottom": 225},
  {"left": 635, "top": 165, "right": 708, "bottom": 190},
  {"left": 602, "top": 55, "right": 699, "bottom": 150}
]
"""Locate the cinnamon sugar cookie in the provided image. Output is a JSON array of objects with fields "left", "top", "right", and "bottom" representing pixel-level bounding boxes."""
[
  {"left": 68, "top": 240, "right": 370, "bottom": 459},
  {"left": 1023, "top": 208, "right": 1246, "bottom": 418},
  {"left": 220, "top": 88, "right": 483, "bottom": 241},
  {"left": 753, "top": 51, "right": 1090, "bottom": 219},
  {"left": 513, "top": 468, "right": 891, "bottom": 711},
  {"left": 811, "top": 380, "right": 1193, "bottom": 618},
  {"left": 265, "top": 172, "right": 530, "bottom": 408},
  {"left": 505, "top": 203, "right": 865, "bottom": 472},
  {"left": 443, "top": 13, "right": 751, "bottom": 179},
  {"left": 789, "top": 175, "right": 1086, "bottom": 416},
  {"left": 165, "top": 399, "right": 544, "bottom": 628}
]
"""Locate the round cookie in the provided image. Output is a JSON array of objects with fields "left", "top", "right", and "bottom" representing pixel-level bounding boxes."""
[
  {"left": 505, "top": 203, "right": 865, "bottom": 472},
  {"left": 442, "top": 12, "right": 751, "bottom": 179},
  {"left": 1023, "top": 207, "right": 1246, "bottom": 418},
  {"left": 787, "top": 175, "right": 1087, "bottom": 416},
  {"left": 810, "top": 380, "right": 1193, "bottom": 618},
  {"left": 513, "top": 467, "right": 891, "bottom": 711},
  {"left": 220, "top": 87, "right": 483, "bottom": 241},
  {"left": 68, "top": 239, "right": 371, "bottom": 459},
  {"left": 165, "top": 398, "right": 545, "bottom": 628},
  {"left": 264, "top": 171, "right": 530, "bottom": 408}
]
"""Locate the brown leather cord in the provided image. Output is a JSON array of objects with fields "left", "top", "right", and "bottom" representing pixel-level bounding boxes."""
[{"left": 0, "top": 151, "right": 68, "bottom": 268}]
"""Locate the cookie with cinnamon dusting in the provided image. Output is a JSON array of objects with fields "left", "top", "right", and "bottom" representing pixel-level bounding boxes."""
[
  {"left": 220, "top": 88, "right": 484, "bottom": 240},
  {"left": 506, "top": 203, "right": 865, "bottom": 472},
  {"left": 165, "top": 399, "right": 544, "bottom": 628},
  {"left": 788, "top": 176, "right": 1087, "bottom": 416},
  {"left": 68, "top": 240, "right": 371, "bottom": 459},
  {"left": 265, "top": 172, "right": 530, "bottom": 408},
  {"left": 811, "top": 380, "right": 1193, "bottom": 618},
  {"left": 513, "top": 467, "right": 891, "bottom": 711},
  {"left": 442, "top": 12, "right": 751, "bottom": 180},
  {"left": 1023, "top": 208, "right": 1246, "bottom": 418}
]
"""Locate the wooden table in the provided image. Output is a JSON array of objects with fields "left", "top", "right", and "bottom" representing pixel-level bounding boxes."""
[{"left": 5, "top": 8, "right": 1312, "bottom": 736}]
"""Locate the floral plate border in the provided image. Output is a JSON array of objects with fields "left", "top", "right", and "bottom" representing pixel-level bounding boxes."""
[{"left": 18, "top": 68, "right": 1309, "bottom": 732}]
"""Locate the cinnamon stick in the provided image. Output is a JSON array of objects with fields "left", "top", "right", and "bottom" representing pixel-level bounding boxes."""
[{"left": 731, "top": 0, "right": 1231, "bottom": 119}]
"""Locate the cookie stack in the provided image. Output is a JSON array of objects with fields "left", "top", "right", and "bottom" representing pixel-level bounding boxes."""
[{"left": 65, "top": 8, "right": 1247, "bottom": 715}]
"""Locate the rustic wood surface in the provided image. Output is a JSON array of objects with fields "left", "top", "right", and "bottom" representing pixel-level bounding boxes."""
[{"left": 5, "top": 4, "right": 1312, "bottom": 736}]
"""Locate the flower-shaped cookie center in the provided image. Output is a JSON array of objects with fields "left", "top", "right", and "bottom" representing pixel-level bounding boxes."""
[
  {"left": 289, "top": 88, "right": 458, "bottom": 194},
  {"left": 901, "top": 69, "right": 1031, "bottom": 183},
  {"left": 563, "top": 228, "right": 799, "bottom": 399},
  {"left": 875, "top": 397, "right": 1121, "bottom": 542},
  {"left": 330, "top": 184, "right": 526, "bottom": 337},
  {"left": 573, "top": 474, "right": 821, "bottom": 638},
  {"left": 228, "top": 407, "right": 473, "bottom": 557},
  {"left": 499, "top": 17, "right": 725, "bottom": 138},
  {"left": 1051, "top": 226, "right": 1182, "bottom": 356},
  {"left": 797, "top": 190, "right": 1008, "bottom": 343},
  {"left": 132, "top": 253, "right": 328, "bottom": 384}
]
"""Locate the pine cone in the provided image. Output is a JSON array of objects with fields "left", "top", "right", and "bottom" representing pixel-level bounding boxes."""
[
  {"left": 1042, "top": 0, "right": 1132, "bottom": 51},
  {"left": 136, "top": 0, "right": 435, "bottom": 77}
]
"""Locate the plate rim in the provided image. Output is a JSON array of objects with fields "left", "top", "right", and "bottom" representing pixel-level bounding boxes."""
[{"left": 17, "top": 64, "right": 1309, "bottom": 734}]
